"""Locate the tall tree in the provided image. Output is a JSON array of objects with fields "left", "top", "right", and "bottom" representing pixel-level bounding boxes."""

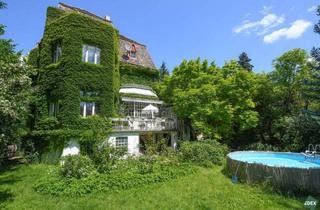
[
  {"left": 303, "top": 5, "right": 320, "bottom": 121},
  {"left": 159, "top": 61, "right": 169, "bottom": 82},
  {"left": 271, "top": 49, "right": 310, "bottom": 115},
  {"left": 0, "top": 1, "right": 33, "bottom": 164},
  {"left": 238, "top": 52, "right": 253, "bottom": 72}
]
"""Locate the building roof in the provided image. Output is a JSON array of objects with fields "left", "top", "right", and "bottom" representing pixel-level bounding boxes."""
[
  {"left": 57, "top": 2, "right": 156, "bottom": 69},
  {"left": 119, "top": 35, "right": 156, "bottom": 68},
  {"left": 58, "top": 2, "right": 112, "bottom": 24}
]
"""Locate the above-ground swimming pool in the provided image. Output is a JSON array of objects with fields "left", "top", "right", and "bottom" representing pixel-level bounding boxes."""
[
  {"left": 228, "top": 151, "right": 320, "bottom": 169},
  {"left": 226, "top": 151, "right": 320, "bottom": 194}
]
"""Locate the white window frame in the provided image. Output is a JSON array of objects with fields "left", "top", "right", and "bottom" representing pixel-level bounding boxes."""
[
  {"left": 49, "top": 102, "right": 59, "bottom": 117},
  {"left": 82, "top": 45, "right": 101, "bottom": 64},
  {"left": 53, "top": 45, "right": 62, "bottom": 63},
  {"left": 80, "top": 102, "right": 96, "bottom": 117},
  {"left": 115, "top": 136, "right": 128, "bottom": 149}
]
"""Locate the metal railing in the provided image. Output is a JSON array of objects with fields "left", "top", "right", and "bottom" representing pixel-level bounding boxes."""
[{"left": 112, "top": 117, "right": 176, "bottom": 132}]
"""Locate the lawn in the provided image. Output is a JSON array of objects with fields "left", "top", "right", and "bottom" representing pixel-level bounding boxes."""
[{"left": 0, "top": 164, "right": 312, "bottom": 210}]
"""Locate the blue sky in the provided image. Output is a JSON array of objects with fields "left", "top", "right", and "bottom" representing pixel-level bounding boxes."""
[{"left": 0, "top": 0, "right": 319, "bottom": 72}]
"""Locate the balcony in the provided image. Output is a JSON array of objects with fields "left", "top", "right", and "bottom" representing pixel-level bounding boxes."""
[{"left": 112, "top": 117, "right": 176, "bottom": 132}]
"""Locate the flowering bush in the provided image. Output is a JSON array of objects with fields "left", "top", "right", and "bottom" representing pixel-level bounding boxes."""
[{"left": 60, "top": 155, "right": 95, "bottom": 179}]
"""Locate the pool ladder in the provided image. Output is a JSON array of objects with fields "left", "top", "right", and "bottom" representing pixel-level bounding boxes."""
[{"left": 303, "top": 144, "right": 320, "bottom": 160}]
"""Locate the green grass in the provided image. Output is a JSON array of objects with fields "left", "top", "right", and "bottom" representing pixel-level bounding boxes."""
[{"left": 0, "top": 164, "right": 312, "bottom": 210}]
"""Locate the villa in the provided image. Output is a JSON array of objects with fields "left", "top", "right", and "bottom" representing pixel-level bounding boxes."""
[{"left": 27, "top": 3, "right": 191, "bottom": 160}]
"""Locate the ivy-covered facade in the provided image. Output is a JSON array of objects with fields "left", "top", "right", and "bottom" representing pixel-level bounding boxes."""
[{"left": 28, "top": 3, "right": 177, "bottom": 161}]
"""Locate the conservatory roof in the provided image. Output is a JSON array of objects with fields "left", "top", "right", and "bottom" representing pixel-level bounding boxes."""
[
  {"left": 121, "top": 97, "right": 163, "bottom": 104},
  {"left": 119, "top": 86, "right": 157, "bottom": 97}
]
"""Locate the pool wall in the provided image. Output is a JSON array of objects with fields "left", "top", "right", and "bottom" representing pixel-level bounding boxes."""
[{"left": 226, "top": 155, "right": 320, "bottom": 194}]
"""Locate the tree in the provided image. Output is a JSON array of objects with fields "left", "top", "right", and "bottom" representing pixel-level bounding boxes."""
[
  {"left": 161, "top": 58, "right": 258, "bottom": 143},
  {"left": 0, "top": 1, "right": 33, "bottom": 164},
  {"left": 238, "top": 52, "right": 253, "bottom": 72},
  {"left": 0, "top": 1, "right": 6, "bottom": 35},
  {"left": 271, "top": 48, "right": 311, "bottom": 115},
  {"left": 159, "top": 61, "right": 169, "bottom": 82},
  {"left": 303, "top": 5, "right": 320, "bottom": 122}
]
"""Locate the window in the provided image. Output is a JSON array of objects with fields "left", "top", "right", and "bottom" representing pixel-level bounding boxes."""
[
  {"left": 80, "top": 102, "right": 97, "bottom": 117},
  {"left": 52, "top": 44, "right": 62, "bottom": 63},
  {"left": 130, "top": 44, "right": 137, "bottom": 59},
  {"left": 80, "top": 91, "right": 99, "bottom": 97},
  {"left": 115, "top": 137, "right": 128, "bottom": 149},
  {"left": 82, "top": 45, "right": 101, "bottom": 64},
  {"left": 49, "top": 102, "right": 59, "bottom": 116},
  {"left": 130, "top": 51, "right": 136, "bottom": 59}
]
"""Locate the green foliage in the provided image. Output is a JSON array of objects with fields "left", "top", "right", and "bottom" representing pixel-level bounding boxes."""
[
  {"left": 92, "top": 144, "right": 127, "bottom": 174},
  {"left": 159, "top": 61, "right": 169, "bottom": 82},
  {"left": 272, "top": 114, "right": 320, "bottom": 151},
  {"left": 271, "top": 48, "right": 311, "bottom": 115},
  {"left": 120, "top": 62, "right": 159, "bottom": 86},
  {"left": 161, "top": 58, "right": 258, "bottom": 142},
  {"left": 0, "top": 60, "right": 33, "bottom": 162},
  {"left": 37, "top": 8, "right": 118, "bottom": 121},
  {"left": 303, "top": 7, "right": 320, "bottom": 123},
  {"left": 144, "top": 137, "right": 171, "bottom": 156},
  {"left": 1, "top": 164, "right": 305, "bottom": 209},
  {"left": 27, "top": 47, "right": 40, "bottom": 68},
  {"left": 245, "top": 142, "right": 280, "bottom": 151},
  {"left": 60, "top": 155, "right": 96, "bottom": 179},
  {"left": 179, "top": 140, "right": 228, "bottom": 167},
  {"left": 249, "top": 49, "right": 314, "bottom": 150},
  {"left": 35, "top": 155, "right": 196, "bottom": 196},
  {"left": 28, "top": 7, "right": 118, "bottom": 158},
  {"left": 238, "top": 52, "right": 253, "bottom": 72},
  {"left": 0, "top": 2, "right": 33, "bottom": 164}
]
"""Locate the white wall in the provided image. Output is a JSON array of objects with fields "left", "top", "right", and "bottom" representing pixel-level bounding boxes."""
[
  {"left": 107, "top": 133, "right": 140, "bottom": 156},
  {"left": 61, "top": 139, "right": 80, "bottom": 157}
]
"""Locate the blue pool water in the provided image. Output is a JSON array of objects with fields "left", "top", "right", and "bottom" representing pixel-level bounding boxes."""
[{"left": 228, "top": 151, "right": 320, "bottom": 169}]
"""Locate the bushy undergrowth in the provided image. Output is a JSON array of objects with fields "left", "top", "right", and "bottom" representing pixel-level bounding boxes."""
[
  {"left": 34, "top": 139, "right": 228, "bottom": 196},
  {"left": 35, "top": 155, "right": 196, "bottom": 196},
  {"left": 60, "top": 155, "right": 96, "bottom": 179},
  {"left": 179, "top": 140, "right": 228, "bottom": 167},
  {"left": 245, "top": 142, "right": 280, "bottom": 152},
  {"left": 92, "top": 146, "right": 127, "bottom": 174}
]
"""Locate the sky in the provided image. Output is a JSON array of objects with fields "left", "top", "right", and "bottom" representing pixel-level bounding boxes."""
[{"left": 0, "top": 0, "right": 319, "bottom": 72}]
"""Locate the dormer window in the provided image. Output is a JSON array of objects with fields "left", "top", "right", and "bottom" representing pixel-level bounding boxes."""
[
  {"left": 130, "top": 44, "right": 137, "bottom": 59},
  {"left": 82, "top": 45, "right": 101, "bottom": 64},
  {"left": 124, "top": 44, "right": 137, "bottom": 60},
  {"left": 52, "top": 44, "right": 62, "bottom": 63}
]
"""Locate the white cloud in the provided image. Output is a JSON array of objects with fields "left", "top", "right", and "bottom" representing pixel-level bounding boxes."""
[
  {"left": 308, "top": 5, "right": 317, "bottom": 12},
  {"left": 263, "top": 20, "right": 312, "bottom": 43},
  {"left": 233, "top": 13, "right": 285, "bottom": 35}
]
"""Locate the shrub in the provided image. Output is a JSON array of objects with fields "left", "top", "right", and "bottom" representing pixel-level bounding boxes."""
[
  {"left": 179, "top": 140, "right": 228, "bottom": 167},
  {"left": 144, "top": 138, "right": 171, "bottom": 156},
  {"left": 92, "top": 144, "right": 127, "bottom": 174},
  {"left": 60, "top": 155, "right": 95, "bottom": 179},
  {"left": 24, "top": 152, "right": 39, "bottom": 164},
  {"left": 136, "top": 155, "right": 156, "bottom": 174},
  {"left": 245, "top": 142, "right": 280, "bottom": 151},
  {"left": 35, "top": 159, "right": 197, "bottom": 196}
]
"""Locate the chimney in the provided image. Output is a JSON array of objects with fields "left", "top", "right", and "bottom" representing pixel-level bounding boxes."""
[{"left": 104, "top": 15, "right": 111, "bottom": 22}]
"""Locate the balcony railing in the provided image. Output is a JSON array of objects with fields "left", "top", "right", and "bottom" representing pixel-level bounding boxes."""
[{"left": 112, "top": 117, "right": 176, "bottom": 132}]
